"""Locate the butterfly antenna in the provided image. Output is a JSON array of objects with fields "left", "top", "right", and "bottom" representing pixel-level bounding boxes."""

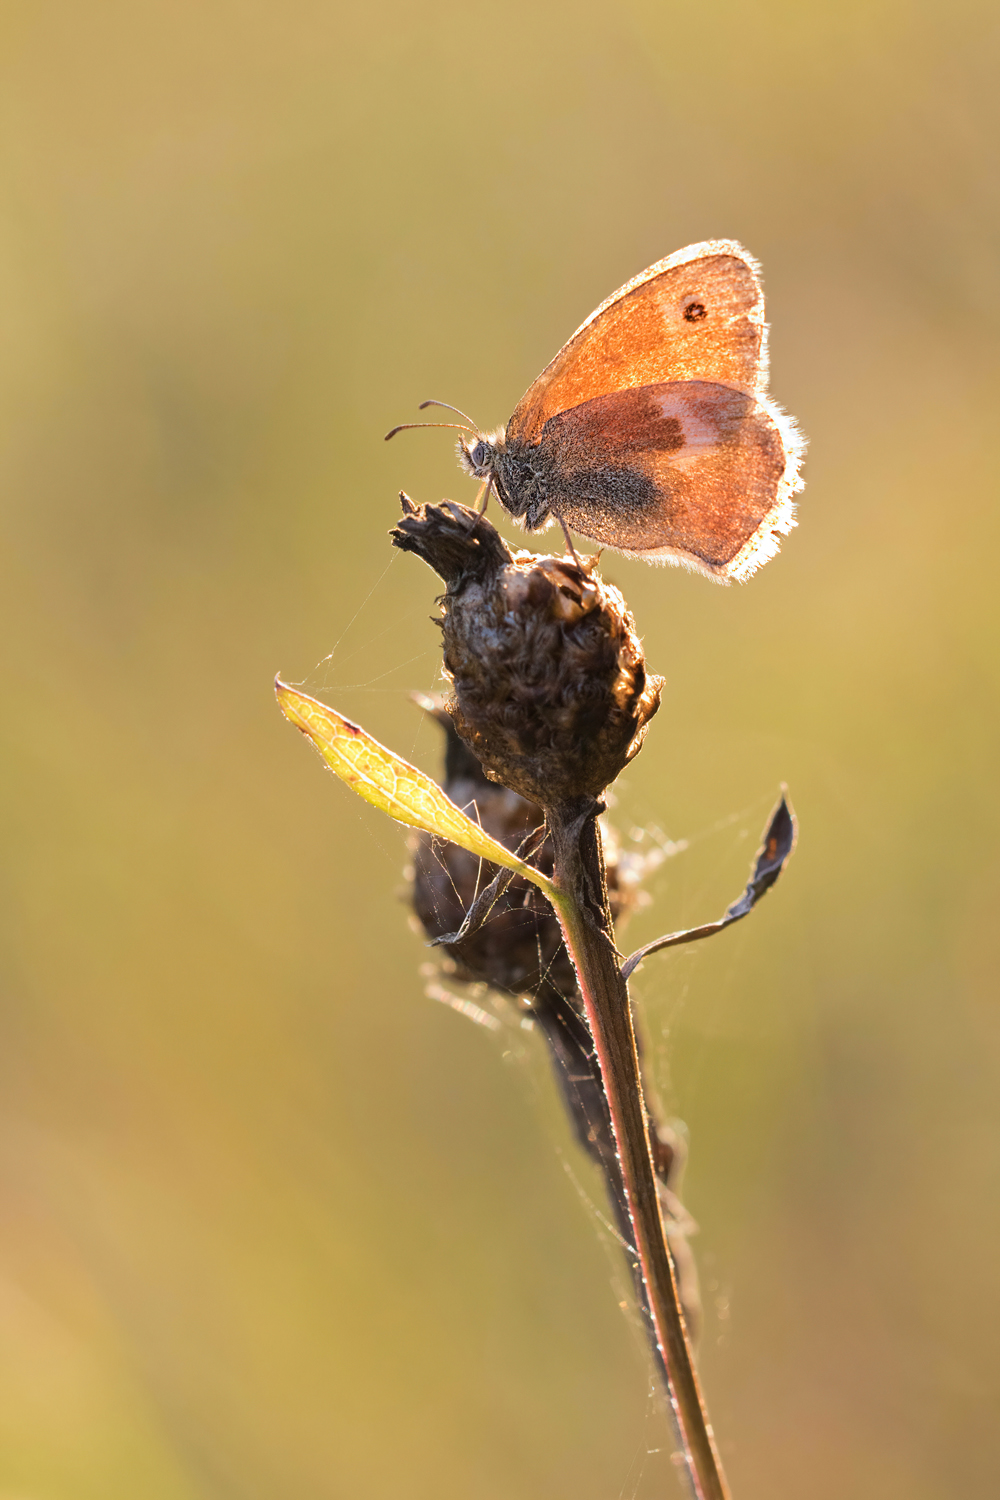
[
  {"left": 384, "top": 420, "right": 474, "bottom": 441},
  {"left": 419, "top": 399, "right": 481, "bottom": 428}
]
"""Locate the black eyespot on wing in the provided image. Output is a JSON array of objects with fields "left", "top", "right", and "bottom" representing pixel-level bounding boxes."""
[{"left": 683, "top": 300, "right": 707, "bottom": 322}]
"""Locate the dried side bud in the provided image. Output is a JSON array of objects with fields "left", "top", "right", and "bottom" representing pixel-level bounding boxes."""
[
  {"left": 391, "top": 498, "right": 663, "bottom": 806},
  {"left": 410, "top": 698, "right": 628, "bottom": 1002}
]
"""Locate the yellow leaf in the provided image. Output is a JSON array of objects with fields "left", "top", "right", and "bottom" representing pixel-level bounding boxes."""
[{"left": 275, "top": 680, "right": 558, "bottom": 901}]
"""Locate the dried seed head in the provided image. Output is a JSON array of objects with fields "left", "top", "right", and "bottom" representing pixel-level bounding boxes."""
[{"left": 391, "top": 498, "right": 663, "bottom": 806}]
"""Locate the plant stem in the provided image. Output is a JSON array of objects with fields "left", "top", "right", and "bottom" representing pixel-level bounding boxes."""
[{"left": 546, "top": 798, "right": 731, "bottom": 1500}]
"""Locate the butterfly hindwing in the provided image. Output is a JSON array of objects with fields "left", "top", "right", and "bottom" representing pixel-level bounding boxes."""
[{"left": 518, "top": 380, "right": 797, "bottom": 579}]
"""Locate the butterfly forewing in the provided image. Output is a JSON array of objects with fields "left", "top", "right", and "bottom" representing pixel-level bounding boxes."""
[{"left": 507, "top": 241, "right": 766, "bottom": 445}]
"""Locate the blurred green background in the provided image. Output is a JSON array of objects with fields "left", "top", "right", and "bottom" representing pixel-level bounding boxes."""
[{"left": 1, "top": 0, "right": 998, "bottom": 1495}]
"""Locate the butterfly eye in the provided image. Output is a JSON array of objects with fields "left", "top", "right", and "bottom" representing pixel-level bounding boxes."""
[
  {"left": 470, "top": 440, "right": 489, "bottom": 468},
  {"left": 683, "top": 300, "right": 707, "bottom": 323}
]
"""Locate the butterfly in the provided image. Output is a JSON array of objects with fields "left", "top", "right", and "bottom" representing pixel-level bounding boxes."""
[{"left": 386, "top": 240, "right": 804, "bottom": 582}]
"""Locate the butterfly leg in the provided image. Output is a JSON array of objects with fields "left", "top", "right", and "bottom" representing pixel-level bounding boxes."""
[
  {"left": 476, "top": 477, "right": 493, "bottom": 515},
  {"left": 555, "top": 511, "right": 584, "bottom": 569}
]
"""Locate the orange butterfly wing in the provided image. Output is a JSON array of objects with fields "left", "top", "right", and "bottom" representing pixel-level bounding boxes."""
[
  {"left": 507, "top": 240, "right": 767, "bottom": 445},
  {"left": 533, "top": 382, "right": 796, "bottom": 579},
  {"left": 500, "top": 240, "right": 804, "bottom": 580}
]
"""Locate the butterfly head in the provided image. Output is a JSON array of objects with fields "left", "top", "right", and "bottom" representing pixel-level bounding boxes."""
[
  {"left": 458, "top": 428, "right": 506, "bottom": 481},
  {"left": 459, "top": 429, "right": 556, "bottom": 531}
]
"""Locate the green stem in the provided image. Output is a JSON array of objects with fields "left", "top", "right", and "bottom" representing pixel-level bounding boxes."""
[{"left": 546, "top": 799, "right": 731, "bottom": 1500}]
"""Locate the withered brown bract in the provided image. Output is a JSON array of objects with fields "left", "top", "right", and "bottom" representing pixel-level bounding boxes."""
[{"left": 459, "top": 240, "right": 805, "bottom": 582}]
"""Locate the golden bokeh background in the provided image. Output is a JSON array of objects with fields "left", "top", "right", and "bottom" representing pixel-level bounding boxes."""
[{"left": 2, "top": 1, "right": 997, "bottom": 1495}]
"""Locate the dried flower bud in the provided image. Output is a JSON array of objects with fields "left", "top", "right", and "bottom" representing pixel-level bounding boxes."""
[{"left": 391, "top": 497, "right": 663, "bottom": 807}]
